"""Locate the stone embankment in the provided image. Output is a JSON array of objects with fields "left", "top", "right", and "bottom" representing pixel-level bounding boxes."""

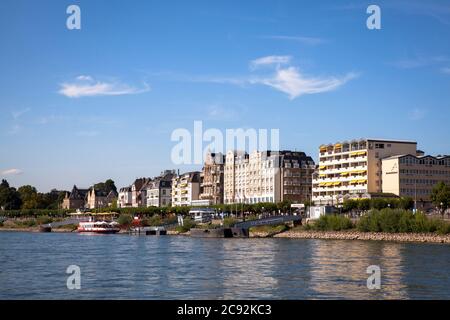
[{"left": 274, "top": 230, "right": 450, "bottom": 244}]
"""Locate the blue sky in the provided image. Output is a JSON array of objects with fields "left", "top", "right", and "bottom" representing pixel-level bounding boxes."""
[{"left": 1, "top": 0, "right": 450, "bottom": 192}]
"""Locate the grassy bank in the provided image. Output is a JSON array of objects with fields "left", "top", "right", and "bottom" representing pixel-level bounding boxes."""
[{"left": 297, "top": 209, "right": 450, "bottom": 235}]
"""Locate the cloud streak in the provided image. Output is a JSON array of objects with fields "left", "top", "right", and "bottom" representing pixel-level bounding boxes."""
[
  {"left": 59, "top": 76, "right": 150, "bottom": 98},
  {"left": 250, "top": 67, "right": 358, "bottom": 100},
  {"left": 250, "top": 55, "right": 292, "bottom": 69},
  {"left": 187, "top": 56, "right": 357, "bottom": 100},
  {"left": 1, "top": 168, "right": 23, "bottom": 176},
  {"left": 391, "top": 55, "right": 449, "bottom": 69},
  {"left": 12, "top": 108, "right": 30, "bottom": 120},
  {"left": 261, "top": 35, "right": 325, "bottom": 46}
]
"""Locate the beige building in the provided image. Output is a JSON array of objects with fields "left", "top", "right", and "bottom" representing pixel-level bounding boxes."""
[
  {"left": 172, "top": 171, "right": 201, "bottom": 207},
  {"left": 200, "top": 153, "right": 225, "bottom": 205},
  {"left": 86, "top": 188, "right": 117, "bottom": 209},
  {"left": 224, "top": 150, "right": 315, "bottom": 204},
  {"left": 382, "top": 154, "right": 450, "bottom": 208},
  {"left": 62, "top": 185, "right": 89, "bottom": 210},
  {"left": 312, "top": 139, "right": 418, "bottom": 205}
]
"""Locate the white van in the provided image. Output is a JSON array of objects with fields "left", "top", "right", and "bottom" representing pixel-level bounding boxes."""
[{"left": 190, "top": 208, "right": 215, "bottom": 223}]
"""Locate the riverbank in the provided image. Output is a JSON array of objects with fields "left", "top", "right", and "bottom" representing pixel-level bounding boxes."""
[
  {"left": 2, "top": 226, "right": 450, "bottom": 244},
  {"left": 273, "top": 230, "right": 450, "bottom": 244},
  {"left": 0, "top": 227, "right": 75, "bottom": 233}
]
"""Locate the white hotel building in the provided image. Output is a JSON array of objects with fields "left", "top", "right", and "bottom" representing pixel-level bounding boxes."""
[
  {"left": 224, "top": 150, "right": 281, "bottom": 204},
  {"left": 312, "top": 138, "right": 418, "bottom": 205}
]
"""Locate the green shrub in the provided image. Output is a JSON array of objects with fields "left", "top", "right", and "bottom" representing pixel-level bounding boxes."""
[
  {"left": 148, "top": 215, "right": 162, "bottom": 226},
  {"left": 36, "top": 215, "right": 53, "bottom": 225},
  {"left": 310, "top": 215, "right": 354, "bottom": 231},
  {"left": 250, "top": 224, "right": 288, "bottom": 235},
  {"left": 117, "top": 214, "right": 133, "bottom": 226},
  {"left": 357, "top": 209, "right": 450, "bottom": 234},
  {"left": 175, "top": 217, "right": 196, "bottom": 233},
  {"left": 223, "top": 217, "right": 238, "bottom": 227},
  {"left": 21, "top": 219, "right": 37, "bottom": 227}
]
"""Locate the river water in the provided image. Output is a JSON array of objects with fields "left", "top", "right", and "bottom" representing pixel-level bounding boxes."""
[{"left": 0, "top": 231, "right": 449, "bottom": 299}]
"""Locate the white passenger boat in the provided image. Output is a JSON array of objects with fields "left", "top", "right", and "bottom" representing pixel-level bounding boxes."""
[{"left": 77, "top": 221, "right": 120, "bottom": 234}]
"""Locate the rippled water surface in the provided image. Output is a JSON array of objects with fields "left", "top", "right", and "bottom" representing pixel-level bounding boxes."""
[{"left": 0, "top": 232, "right": 449, "bottom": 299}]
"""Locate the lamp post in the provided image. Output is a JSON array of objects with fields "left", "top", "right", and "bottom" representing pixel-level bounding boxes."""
[{"left": 441, "top": 202, "right": 444, "bottom": 218}]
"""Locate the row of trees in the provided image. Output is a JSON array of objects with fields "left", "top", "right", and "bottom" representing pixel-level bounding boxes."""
[
  {"left": 0, "top": 180, "right": 67, "bottom": 210},
  {"left": 342, "top": 197, "right": 414, "bottom": 212},
  {"left": 92, "top": 200, "right": 296, "bottom": 217},
  {"left": 0, "top": 179, "right": 118, "bottom": 212},
  {"left": 340, "top": 183, "right": 450, "bottom": 215}
]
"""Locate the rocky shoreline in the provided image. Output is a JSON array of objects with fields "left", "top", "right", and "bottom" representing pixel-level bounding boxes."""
[
  {"left": 2, "top": 227, "right": 449, "bottom": 244},
  {"left": 273, "top": 230, "right": 450, "bottom": 244}
]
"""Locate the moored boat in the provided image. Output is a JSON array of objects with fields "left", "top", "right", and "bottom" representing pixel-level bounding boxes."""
[{"left": 77, "top": 221, "right": 120, "bottom": 234}]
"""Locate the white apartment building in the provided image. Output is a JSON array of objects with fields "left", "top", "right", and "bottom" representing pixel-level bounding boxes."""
[
  {"left": 172, "top": 171, "right": 201, "bottom": 207},
  {"left": 117, "top": 186, "right": 132, "bottom": 208},
  {"left": 312, "top": 139, "right": 418, "bottom": 205},
  {"left": 224, "top": 150, "right": 283, "bottom": 204}
]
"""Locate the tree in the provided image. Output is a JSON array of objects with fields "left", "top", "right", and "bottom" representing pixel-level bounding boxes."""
[
  {"left": 358, "top": 199, "right": 371, "bottom": 211},
  {"left": 343, "top": 200, "right": 358, "bottom": 212},
  {"left": 430, "top": 182, "right": 450, "bottom": 217},
  {"left": 94, "top": 179, "right": 117, "bottom": 194},
  {"left": 0, "top": 180, "right": 22, "bottom": 210},
  {"left": 399, "top": 197, "right": 414, "bottom": 210},
  {"left": 0, "top": 179, "right": 9, "bottom": 189},
  {"left": 18, "top": 185, "right": 38, "bottom": 209}
]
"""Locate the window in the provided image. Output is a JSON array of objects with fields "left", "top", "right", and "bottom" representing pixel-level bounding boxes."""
[{"left": 375, "top": 143, "right": 385, "bottom": 149}]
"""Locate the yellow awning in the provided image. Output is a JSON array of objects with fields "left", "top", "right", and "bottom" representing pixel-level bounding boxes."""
[
  {"left": 335, "top": 143, "right": 342, "bottom": 148},
  {"left": 319, "top": 166, "right": 326, "bottom": 169},
  {"left": 350, "top": 152, "right": 359, "bottom": 156},
  {"left": 350, "top": 180, "right": 359, "bottom": 184},
  {"left": 319, "top": 146, "right": 327, "bottom": 151},
  {"left": 340, "top": 172, "right": 349, "bottom": 176},
  {"left": 333, "top": 182, "right": 341, "bottom": 186},
  {"left": 358, "top": 179, "right": 367, "bottom": 184},
  {"left": 357, "top": 151, "right": 367, "bottom": 156},
  {"left": 319, "top": 174, "right": 326, "bottom": 177}
]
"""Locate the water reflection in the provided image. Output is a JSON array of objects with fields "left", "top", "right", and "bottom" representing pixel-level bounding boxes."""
[
  {"left": 308, "top": 240, "right": 408, "bottom": 299},
  {"left": 0, "top": 232, "right": 449, "bottom": 299}
]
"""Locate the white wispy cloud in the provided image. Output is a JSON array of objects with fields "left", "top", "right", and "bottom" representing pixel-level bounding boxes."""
[
  {"left": 441, "top": 67, "right": 450, "bottom": 74},
  {"left": 1, "top": 168, "right": 23, "bottom": 176},
  {"left": 59, "top": 76, "right": 150, "bottom": 98},
  {"left": 188, "top": 55, "right": 357, "bottom": 100},
  {"left": 76, "top": 131, "right": 99, "bottom": 137},
  {"left": 7, "top": 125, "right": 22, "bottom": 135},
  {"left": 158, "top": 56, "right": 357, "bottom": 100},
  {"left": 76, "top": 75, "right": 93, "bottom": 81},
  {"left": 207, "top": 104, "right": 240, "bottom": 120},
  {"left": 261, "top": 35, "right": 325, "bottom": 46},
  {"left": 11, "top": 108, "right": 30, "bottom": 120},
  {"left": 250, "top": 55, "right": 292, "bottom": 69},
  {"left": 250, "top": 67, "right": 358, "bottom": 100},
  {"left": 391, "top": 55, "right": 449, "bottom": 69}
]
